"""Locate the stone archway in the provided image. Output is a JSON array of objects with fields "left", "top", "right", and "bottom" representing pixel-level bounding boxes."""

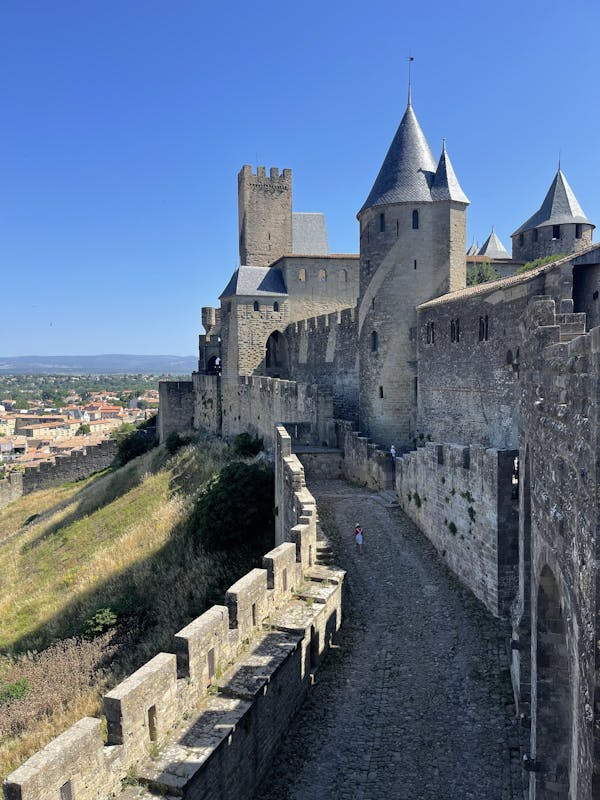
[
  {"left": 265, "top": 331, "right": 289, "bottom": 378},
  {"left": 535, "top": 565, "right": 570, "bottom": 798}
]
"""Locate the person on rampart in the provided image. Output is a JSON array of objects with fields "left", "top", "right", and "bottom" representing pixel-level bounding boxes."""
[
  {"left": 390, "top": 444, "right": 396, "bottom": 468},
  {"left": 354, "top": 523, "right": 364, "bottom": 554}
]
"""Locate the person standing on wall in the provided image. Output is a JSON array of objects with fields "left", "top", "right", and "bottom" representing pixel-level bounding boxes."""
[{"left": 354, "top": 524, "right": 364, "bottom": 554}]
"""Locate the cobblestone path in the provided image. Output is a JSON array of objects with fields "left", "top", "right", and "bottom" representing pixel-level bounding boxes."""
[{"left": 254, "top": 479, "right": 524, "bottom": 800}]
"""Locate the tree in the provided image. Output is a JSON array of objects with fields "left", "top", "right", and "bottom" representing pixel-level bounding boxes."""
[
  {"left": 193, "top": 462, "right": 274, "bottom": 552},
  {"left": 466, "top": 261, "right": 500, "bottom": 286},
  {"left": 76, "top": 423, "right": 91, "bottom": 436}
]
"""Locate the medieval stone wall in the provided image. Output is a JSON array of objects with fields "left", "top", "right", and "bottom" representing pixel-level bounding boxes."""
[
  {"left": 511, "top": 222, "right": 593, "bottom": 263},
  {"left": 284, "top": 308, "right": 359, "bottom": 421},
  {"left": 3, "top": 425, "right": 344, "bottom": 800},
  {"left": 275, "top": 254, "right": 359, "bottom": 321},
  {"left": 396, "top": 442, "right": 519, "bottom": 618},
  {"left": 158, "top": 380, "right": 194, "bottom": 442},
  {"left": 192, "top": 373, "right": 334, "bottom": 451},
  {"left": 0, "top": 440, "right": 117, "bottom": 509},
  {"left": 515, "top": 295, "right": 600, "bottom": 798}
]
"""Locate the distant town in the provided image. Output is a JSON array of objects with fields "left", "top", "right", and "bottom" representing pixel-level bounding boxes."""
[{"left": 0, "top": 373, "right": 180, "bottom": 474}]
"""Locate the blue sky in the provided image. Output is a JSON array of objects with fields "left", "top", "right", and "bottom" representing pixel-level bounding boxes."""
[{"left": 2, "top": 0, "right": 599, "bottom": 356}]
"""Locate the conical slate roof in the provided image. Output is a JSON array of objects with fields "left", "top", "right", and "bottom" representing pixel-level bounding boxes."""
[
  {"left": 359, "top": 102, "right": 437, "bottom": 213},
  {"left": 430, "top": 143, "right": 469, "bottom": 204},
  {"left": 466, "top": 242, "right": 479, "bottom": 256},
  {"left": 512, "top": 169, "right": 593, "bottom": 236},
  {"left": 478, "top": 228, "right": 510, "bottom": 259}
]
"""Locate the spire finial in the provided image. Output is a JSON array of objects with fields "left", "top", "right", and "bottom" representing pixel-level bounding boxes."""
[
  {"left": 558, "top": 149, "right": 561, "bottom": 172},
  {"left": 442, "top": 137, "right": 446, "bottom": 152},
  {"left": 407, "top": 55, "right": 414, "bottom": 106}
]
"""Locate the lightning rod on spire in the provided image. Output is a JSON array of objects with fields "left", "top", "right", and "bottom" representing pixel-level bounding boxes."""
[{"left": 408, "top": 55, "right": 414, "bottom": 106}]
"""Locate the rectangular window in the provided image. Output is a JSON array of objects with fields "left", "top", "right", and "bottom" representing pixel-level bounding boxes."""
[
  {"left": 207, "top": 647, "right": 216, "bottom": 680},
  {"left": 251, "top": 603, "right": 257, "bottom": 627},
  {"left": 576, "top": 223, "right": 582, "bottom": 239},
  {"left": 533, "top": 228, "right": 538, "bottom": 242},
  {"left": 379, "top": 386, "right": 384, "bottom": 398},
  {"left": 379, "top": 213, "right": 385, "bottom": 233},
  {"left": 414, "top": 259, "right": 417, "bottom": 270},
  {"left": 148, "top": 705, "right": 157, "bottom": 742},
  {"left": 552, "top": 224, "right": 560, "bottom": 240}
]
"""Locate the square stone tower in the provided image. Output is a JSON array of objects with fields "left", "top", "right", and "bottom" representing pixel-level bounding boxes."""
[{"left": 238, "top": 165, "right": 293, "bottom": 267}]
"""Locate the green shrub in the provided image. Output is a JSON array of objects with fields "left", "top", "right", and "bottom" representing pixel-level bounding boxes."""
[
  {"left": 193, "top": 461, "right": 274, "bottom": 551},
  {"left": 0, "top": 679, "right": 30, "bottom": 704},
  {"left": 111, "top": 423, "right": 157, "bottom": 466},
  {"left": 232, "top": 432, "right": 263, "bottom": 457},
  {"left": 165, "top": 431, "right": 189, "bottom": 455},
  {"left": 84, "top": 607, "right": 118, "bottom": 637},
  {"left": 515, "top": 253, "right": 567, "bottom": 275}
]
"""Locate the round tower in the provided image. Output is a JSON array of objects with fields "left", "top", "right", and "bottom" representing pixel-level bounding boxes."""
[
  {"left": 357, "top": 100, "right": 469, "bottom": 449},
  {"left": 511, "top": 169, "right": 594, "bottom": 262}
]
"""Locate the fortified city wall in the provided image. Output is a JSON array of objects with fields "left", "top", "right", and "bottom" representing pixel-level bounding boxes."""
[
  {"left": 3, "top": 426, "right": 344, "bottom": 800},
  {"left": 415, "top": 261, "right": 578, "bottom": 449},
  {"left": 396, "top": 442, "right": 518, "bottom": 618},
  {"left": 190, "top": 373, "right": 335, "bottom": 450},
  {"left": 283, "top": 308, "right": 359, "bottom": 421},
  {"left": 513, "top": 295, "right": 600, "bottom": 796},
  {"left": 0, "top": 439, "right": 118, "bottom": 510}
]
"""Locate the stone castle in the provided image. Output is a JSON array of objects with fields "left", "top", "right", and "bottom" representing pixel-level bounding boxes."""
[
  {"left": 6, "top": 92, "right": 600, "bottom": 799},
  {"left": 157, "top": 91, "right": 600, "bottom": 799}
]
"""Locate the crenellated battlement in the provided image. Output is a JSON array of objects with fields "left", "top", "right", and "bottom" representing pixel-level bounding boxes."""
[
  {"left": 2, "top": 425, "right": 344, "bottom": 800},
  {"left": 238, "top": 164, "right": 292, "bottom": 183}
]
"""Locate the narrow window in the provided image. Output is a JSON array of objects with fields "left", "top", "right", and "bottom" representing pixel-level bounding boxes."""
[
  {"left": 533, "top": 228, "right": 538, "bottom": 242},
  {"left": 552, "top": 224, "right": 560, "bottom": 240},
  {"left": 576, "top": 223, "right": 582, "bottom": 239},
  {"left": 414, "top": 259, "right": 417, "bottom": 270},
  {"left": 519, "top": 233, "right": 524, "bottom": 246},
  {"left": 318, "top": 269, "right": 327, "bottom": 282},
  {"left": 207, "top": 647, "right": 216, "bottom": 680},
  {"left": 253, "top": 301, "right": 259, "bottom": 312},
  {"left": 371, "top": 297, "right": 375, "bottom": 310},
  {"left": 396, "top": 219, "right": 399, "bottom": 237},
  {"left": 484, "top": 315, "right": 489, "bottom": 340},
  {"left": 379, "top": 213, "right": 385, "bottom": 233},
  {"left": 431, "top": 322, "right": 435, "bottom": 343},
  {"left": 379, "top": 386, "right": 384, "bottom": 398},
  {"left": 451, "top": 319, "right": 460, "bottom": 343},
  {"left": 414, "top": 376, "right": 418, "bottom": 401},
  {"left": 148, "top": 705, "right": 158, "bottom": 742},
  {"left": 298, "top": 268, "right": 306, "bottom": 282},
  {"left": 60, "top": 782, "right": 73, "bottom": 800},
  {"left": 371, "top": 331, "right": 378, "bottom": 352},
  {"left": 273, "top": 301, "right": 279, "bottom": 312},
  {"left": 412, "top": 209, "right": 419, "bottom": 230},
  {"left": 594, "top": 290, "right": 599, "bottom": 301},
  {"left": 251, "top": 603, "right": 257, "bottom": 627},
  {"left": 282, "top": 568, "right": 288, "bottom": 593},
  {"left": 339, "top": 269, "right": 348, "bottom": 283}
]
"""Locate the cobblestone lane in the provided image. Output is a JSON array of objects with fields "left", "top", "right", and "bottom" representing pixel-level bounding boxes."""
[{"left": 253, "top": 479, "right": 524, "bottom": 800}]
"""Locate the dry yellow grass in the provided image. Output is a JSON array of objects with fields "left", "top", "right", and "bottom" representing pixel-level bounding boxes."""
[
  {"left": 0, "top": 467, "right": 187, "bottom": 650},
  {"left": 0, "top": 437, "right": 251, "bottom": 780}
]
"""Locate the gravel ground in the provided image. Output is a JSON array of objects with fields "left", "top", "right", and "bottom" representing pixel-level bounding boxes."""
[{"left": 253, "top": 479, "right": 524, "bottom": 800}]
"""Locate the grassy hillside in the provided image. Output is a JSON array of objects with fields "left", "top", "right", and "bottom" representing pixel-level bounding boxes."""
[{"left": 0, "top": 436, "right": 273, "bottom": 779}]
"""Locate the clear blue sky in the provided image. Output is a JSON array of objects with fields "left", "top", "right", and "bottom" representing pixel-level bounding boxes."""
[{"left": 2, "top": 0, "right": 599, "bottom": 356}]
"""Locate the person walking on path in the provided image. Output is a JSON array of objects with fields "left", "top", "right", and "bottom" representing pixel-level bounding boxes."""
[
  {"left": 390, "top": 444, "right": 396, "bottom": 468},
  {"left": 353, "top": 524, "right": 364, "bottom": 554}
]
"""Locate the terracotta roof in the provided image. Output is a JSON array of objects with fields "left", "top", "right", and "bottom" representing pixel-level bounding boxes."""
[{"left": 418, "top": 243, "right": 600, "bottom": 310}]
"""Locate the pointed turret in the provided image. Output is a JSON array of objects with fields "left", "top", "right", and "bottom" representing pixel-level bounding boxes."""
[
  {"left": 359, "top": 101, "right": 437, "bottom": 212},
  {"left": 512, "top": 169, "right": 592, "bottom": 236},
  {"left": 511, "top": 168, "right": 594, "bottom": 261},
  {"left": 431, "top": 141, "right": 469, "bottom": 204},
  {"left": 478, "top": 228, "right": 510, "bottom": 259}
]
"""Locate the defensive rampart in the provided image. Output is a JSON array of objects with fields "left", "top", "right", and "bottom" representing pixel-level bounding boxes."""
[
  {"left": 193, "top": 373, "right": 334, "bottom": 450},
  {"left": 284, "top": 307, "right": 359, "bottom": 421},
  {"left": 0, "top": 440, "right": 117, "bottom": 509},
  {"left": 396, "top": 442, "right": 518, "bottom": 617},
  {"left": 158, "top": 380, "right": 195, "bottom": 442},
  {"left": 3, "top": 426, "right": 344, "bottom": 800}
]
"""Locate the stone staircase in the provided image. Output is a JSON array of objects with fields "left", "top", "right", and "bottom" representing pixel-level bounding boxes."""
[
  {"left": 556, "top": 311, "right": 586, "bottom": 342},
  {"left": 316, "top": 541, "right": 335, "bottom": 566}
]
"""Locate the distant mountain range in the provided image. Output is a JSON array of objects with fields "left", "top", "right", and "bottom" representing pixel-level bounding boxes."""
[{"left": 0, "top": 355, "right": 198, "bottom": 375}]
